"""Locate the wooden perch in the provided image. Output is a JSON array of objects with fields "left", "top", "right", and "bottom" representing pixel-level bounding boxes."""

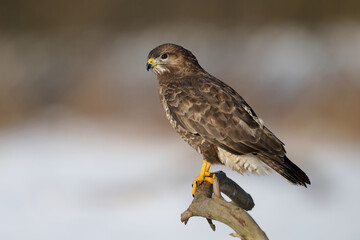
[{"left": 181, "top": 171, "right": 269, "bottom": 240}]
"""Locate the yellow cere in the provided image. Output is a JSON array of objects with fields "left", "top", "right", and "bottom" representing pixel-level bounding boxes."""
[{"left": 148, "top": 57, "right": 164, "bottom": 67}]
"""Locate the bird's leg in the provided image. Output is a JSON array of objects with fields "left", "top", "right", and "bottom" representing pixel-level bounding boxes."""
[{"left": 192, "top": 160, "right": 215, "bottom": 196}]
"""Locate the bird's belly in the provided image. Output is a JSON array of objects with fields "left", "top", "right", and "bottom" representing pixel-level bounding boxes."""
[{"left": 217, "top": 147, "right": 271, "bottom": 175}]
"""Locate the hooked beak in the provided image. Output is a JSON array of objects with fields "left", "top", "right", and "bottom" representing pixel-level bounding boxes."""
[
  {"left": 146, "top": 62, "right": 152, "bottom": 71},
  {"left": 146, "top": 58, "right": 164, "bottom": 71},
  {"left": 146, "top": 58, "right": 154, "bottom": 71}
]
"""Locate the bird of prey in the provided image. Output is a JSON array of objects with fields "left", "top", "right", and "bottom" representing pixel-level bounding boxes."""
[{"left": 146, "top": 43, "right": 310, "bottom": 195}]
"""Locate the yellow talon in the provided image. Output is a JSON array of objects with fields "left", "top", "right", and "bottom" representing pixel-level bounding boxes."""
[{"left": 192, "top": 160, "right": 215, "bottom": 196}]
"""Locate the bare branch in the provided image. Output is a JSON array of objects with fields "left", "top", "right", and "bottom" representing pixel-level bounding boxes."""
[
  {"left": 215, "top": 171, "right": 255, "bottom": 211},
  {"left": 181, "top": 172, "right": 268, "bottom": 240}
]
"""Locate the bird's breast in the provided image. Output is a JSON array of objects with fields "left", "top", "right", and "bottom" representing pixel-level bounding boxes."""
[
  {"left": 159, "top": 87, "right": 204, "bottom": 152},
  {"left": 161, "top": 96, "right": 177, "bottom": 129}
]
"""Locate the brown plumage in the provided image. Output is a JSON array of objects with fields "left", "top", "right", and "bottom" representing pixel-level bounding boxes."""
[{"left": 146, "top": 43, "right": 310, "bottom": 187}]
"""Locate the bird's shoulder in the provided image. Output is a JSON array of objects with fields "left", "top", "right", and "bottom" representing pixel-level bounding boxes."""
[
  {"left": 171, "top": 73, "right": 261, "bottom": 127},
  {"left": 159, "top": 73, "right": 262, "bottom": 133},
  {"left": 160, "top": 73, "right": 286, "bottom": 156}
]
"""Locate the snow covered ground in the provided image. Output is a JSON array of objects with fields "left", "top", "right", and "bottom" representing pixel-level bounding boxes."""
[{"left": 0, "top": 117, "right": 359, "bottom": 240}]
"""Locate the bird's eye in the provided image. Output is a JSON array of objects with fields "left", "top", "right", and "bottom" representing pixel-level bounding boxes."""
[{"left": 160, "top": 53, "right": 168, "bottom": 59}]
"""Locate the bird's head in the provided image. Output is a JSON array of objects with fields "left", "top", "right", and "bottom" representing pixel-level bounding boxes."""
[{"left": 146, "top": 43, "right": 202, "bottom": 77}]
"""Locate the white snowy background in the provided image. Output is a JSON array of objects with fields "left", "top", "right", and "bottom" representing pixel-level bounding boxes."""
[{"left": 0, "top": 115, "right": 359, "bottom": 240}]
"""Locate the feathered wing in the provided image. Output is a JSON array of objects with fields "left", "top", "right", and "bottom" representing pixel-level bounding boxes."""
[{"left": 165, "top": 75, "right": 310, "bottom": 186}]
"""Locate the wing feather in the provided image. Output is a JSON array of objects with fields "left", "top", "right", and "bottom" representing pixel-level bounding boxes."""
[{"left": 165, "top": 76, "right": 285, "bottom": 160}]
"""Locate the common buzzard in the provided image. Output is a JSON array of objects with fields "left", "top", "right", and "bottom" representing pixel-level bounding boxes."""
[{"left": 146, "top": 43, "right": 310, "bottom": 195}]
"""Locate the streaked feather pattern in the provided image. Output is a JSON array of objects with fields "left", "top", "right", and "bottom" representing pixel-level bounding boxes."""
[{"left": 148, "top": 43, "right": 310, "bottom": 187}]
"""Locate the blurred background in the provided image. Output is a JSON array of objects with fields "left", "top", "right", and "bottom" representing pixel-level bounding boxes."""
[{"left": 0, "top": 0, "right": 359, "bottom": 239}]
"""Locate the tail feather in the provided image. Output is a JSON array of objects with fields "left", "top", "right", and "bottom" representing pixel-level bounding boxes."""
[{"left": 261, "top": 155, "right": 311, "bottom": 187}]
